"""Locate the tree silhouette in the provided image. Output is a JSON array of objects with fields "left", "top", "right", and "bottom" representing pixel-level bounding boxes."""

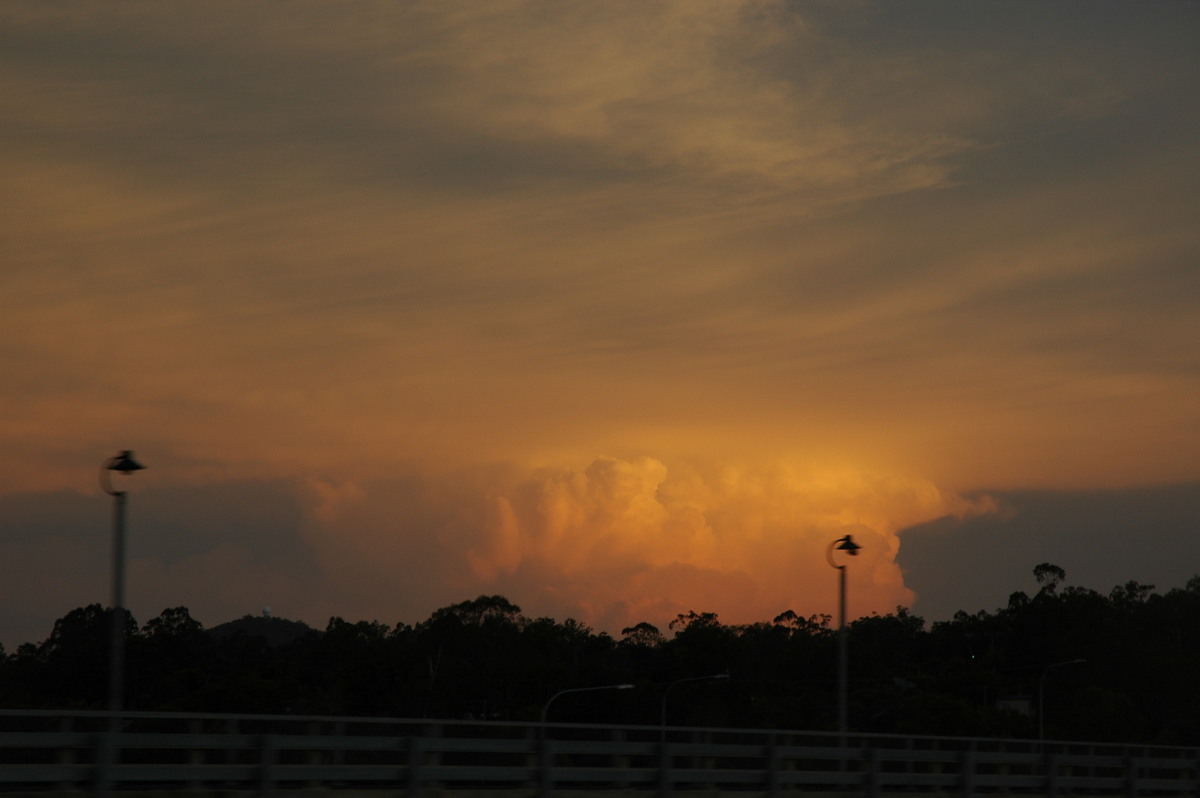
[
  {"left": 1033, "top": 562, "right": 1066, "bottom": 596},
  {"left": 4, "top": 569, "right": 1200, "bottom": 744}
]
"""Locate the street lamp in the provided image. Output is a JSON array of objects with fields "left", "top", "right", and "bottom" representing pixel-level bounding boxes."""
[
  {"left": 825, "top": 534, "right": 860, "bottom": 746},
  {"left": 660, "top": 673, "right": 730, "bottom": 738},
  {"left": 98, "top": 450, "right": 145, "bottom": 798},
  {"left": 100, "top": 450, "right": 146, "bottom": 717},
  {"left": 540, "top": 683, "right": 635, "bottom": 726},
  {"left": 539, "top": 683, "right": 633, "bottom": 798},
  {"left": 1038, "top": 658, "right": 1086, "bottom": 740}
]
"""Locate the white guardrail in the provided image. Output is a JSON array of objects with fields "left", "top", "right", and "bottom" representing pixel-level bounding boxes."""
[{"left": 0, "top": 710, "right": 1198, "bottom": 796}]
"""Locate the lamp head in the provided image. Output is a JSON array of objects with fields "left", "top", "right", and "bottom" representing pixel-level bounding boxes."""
[
  {"left": 107, "top": 450, "right": 146, "bottom": 475},
  {"left": 836, "top": 534, "right": 861, "bottom": 556}
]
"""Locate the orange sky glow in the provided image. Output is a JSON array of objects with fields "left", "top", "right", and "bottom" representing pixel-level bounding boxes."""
[{"left": 2, "top": 2, "right": 1199, "bottom": 648}]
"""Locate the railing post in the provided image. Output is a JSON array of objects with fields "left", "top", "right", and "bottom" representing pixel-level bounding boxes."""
[
  {"left": 658, "top": 737, "right": 672, "bottom": 798},
  {"left": 405, "top": 736, "right": 423, "bottom": 798},
  {"left": 852, "top": 740, "right": 866, "bottom": 794},
  {"left": 258, "top": 734, "right": 277, "bottom": 798},
  {"left": 305, "top": 719, "right": 322, "bottom": 789},
  {"left": 866, "top": 746, "right": 880, "bottom": 798},
  {"left": 1045, "top": 751, "right": 1059, "bottom": 798},
  {"left": 187, "top": 717, "right": 203, "bottom": 790},
  {"left": 94, "top": 715, "right": 120, "bottom": 798},
  {"left": 423, "top": 722, "right": 444, "bottom": 796},
  {"left": 612, "top": 726, "right": 631, "bottom": 789},
  {"left": 766, "top": 734, "right": 780, "bottom": 798},
  {"left": 225, "top": 717, "right": 238, "bottom": 769},
  {"left": 334, "top": 719, "right": 347, "bottom": 768},
  {"left": 701, "top": 727, "right": 717, "bottom": 792},
  {"left": 540, "top": 732, "right": 553, "bottom": 798},
  {"left": 55, "top": 716, "right": 76, "bottom": 792},
  {"left": 961, "top": 745, "right": 975, "bottom": 798},
  {"left": 1126, "top": 754, "right": 1140, "bottom": 798},
  {"left": 522, "top": 724, "right": 539, "bottom": 795}
]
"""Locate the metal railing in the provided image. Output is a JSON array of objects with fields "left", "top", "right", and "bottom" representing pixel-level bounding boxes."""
[{"left": 1, "top": 709, "right": 1198, "bottom": 796}]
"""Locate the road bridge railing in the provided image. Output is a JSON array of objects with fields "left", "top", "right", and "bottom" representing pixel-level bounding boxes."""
[{"left": 1, "top": 709, "right": 1198, "bottom": 796}]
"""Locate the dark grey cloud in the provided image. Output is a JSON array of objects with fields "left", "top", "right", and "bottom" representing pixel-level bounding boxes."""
[
  {"left": 898, "top": 483, "right": 1200, "bottom": 622},
  {"left": 0, "top": 490, "right": 98, "bottom": 548},
  {"left": 135, "top": 481, "right": 312, "bottom": 565},
  {"left": 0, "top": 480, "right": 320, "bottom": 649}
]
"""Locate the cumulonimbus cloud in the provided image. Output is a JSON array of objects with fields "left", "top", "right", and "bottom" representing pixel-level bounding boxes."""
[{"left": 301, "top": 456, "right": 994, "bottom": 633}]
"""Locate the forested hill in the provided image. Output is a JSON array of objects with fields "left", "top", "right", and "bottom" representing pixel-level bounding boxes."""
[{"left": 2, "top": 565, "right": 1199, "bottom": 746}]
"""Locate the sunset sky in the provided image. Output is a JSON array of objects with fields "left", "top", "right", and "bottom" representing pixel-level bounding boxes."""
[{"left": 2, "top": 2, "right": 1199, "bottom": 650}]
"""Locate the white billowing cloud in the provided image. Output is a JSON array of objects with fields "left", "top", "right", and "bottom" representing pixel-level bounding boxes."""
[{"left": 298, "top": 456, "right": 992, "bottom": 632}]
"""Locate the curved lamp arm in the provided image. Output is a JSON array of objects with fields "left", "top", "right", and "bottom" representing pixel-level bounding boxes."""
[
  {"left": 661, "top": 673, "right": 730, "bottom": 728},
  {"left": 541, "top": 683, "right": 634, "bottom": 725}
]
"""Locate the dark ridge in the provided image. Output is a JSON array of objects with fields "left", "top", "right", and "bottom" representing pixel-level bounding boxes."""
[{"left": 207, "top": 614, "right": 319, "bottom": 647}]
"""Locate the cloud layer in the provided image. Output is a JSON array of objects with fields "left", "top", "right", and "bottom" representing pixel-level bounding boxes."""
[
  {"left": 1, "top": 456, "right": 990, "bottom": 648},
  {"left": 2, "top": 1, "right": 1199, "bottom": 647}
]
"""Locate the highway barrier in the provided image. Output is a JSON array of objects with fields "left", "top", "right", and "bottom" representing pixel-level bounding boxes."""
[{"left": 1, "top": 709, "right": 1198, "bottom": 796}]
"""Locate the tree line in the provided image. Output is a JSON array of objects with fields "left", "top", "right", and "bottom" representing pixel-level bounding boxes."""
[{"left": 2, "top": 564, "right": 1198, "bottom": 745}]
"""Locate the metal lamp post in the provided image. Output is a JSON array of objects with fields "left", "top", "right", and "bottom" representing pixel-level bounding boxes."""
[
  {"left": 660, "top": 673, "right": 730, "bottom": 741},
  {"left": 100, "top": 450, "right": 146, "bottom": 719},
  {"left": 539, "top": 683, "right": 634, "bottom": 798},
  {"left": 1038, "top": 658, "right": 1086, "bottom": 740},
  {"left": 97, "top": 450, "right": 145, "bottom": 797},
  {"left": 825, "top": 533, "right": 860, "bottom": 747}
]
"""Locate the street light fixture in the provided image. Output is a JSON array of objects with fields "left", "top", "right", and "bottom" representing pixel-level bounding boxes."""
[
  {"left": 1039, "top": 658, "right": 1086, "bottom": 740},
  {"left": 825, "top": 534, "right": 860, "bottom": 747},
  {"left": 660, "top": 673, "right": 730, "bottom": 738}
]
